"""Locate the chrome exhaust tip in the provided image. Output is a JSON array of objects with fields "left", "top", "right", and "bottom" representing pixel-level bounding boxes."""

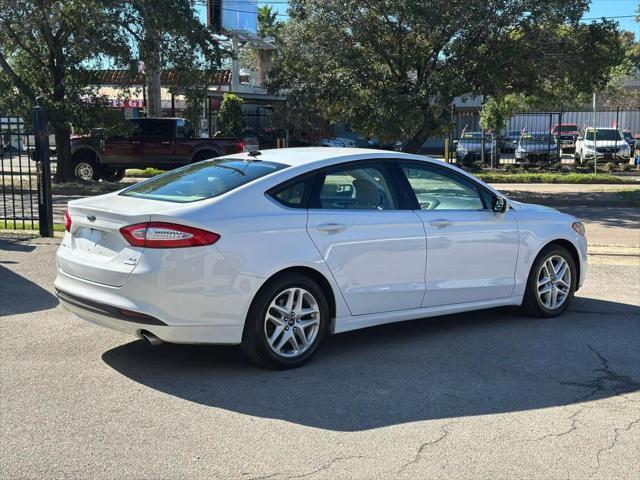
[{"left": 141, "top": 331, "right": 163, "bottom": 346}]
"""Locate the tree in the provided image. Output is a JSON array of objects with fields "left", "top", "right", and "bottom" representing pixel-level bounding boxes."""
[
  {"left": 112, "top": 1, "right": 223, "bottom": 117},
  {"left": 600, "top": 31, "right": 640, "bottom": 109},
  {"left": 239, "top": 5, "right": 283, "bottom": 84},
  {"left": 480, "top": 96, "right": 520, "bottom": 166},
  {"left": 216, "top": 93, "right": 243, "bottom": 137},
  {"left": 271, "top": 0, "right": 625, "bottom": 152},
  {"left": 0, "top": 0, "right": 130, "bottom": 180}
]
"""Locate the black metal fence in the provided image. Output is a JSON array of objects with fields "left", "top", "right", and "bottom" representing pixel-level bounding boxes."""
[
  {"left": 0, "top": 116, "right": 38, "bottom": 229},
  {"left": 448, "top": 108, "right": 640, "bottom": 166},
  {"left": 0, "top": 104, "right": 53, "bottom": 235}
]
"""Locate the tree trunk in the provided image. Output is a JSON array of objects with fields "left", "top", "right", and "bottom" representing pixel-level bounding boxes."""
[
  {"left": 256, "top": 50, "right": 272, "bottom": 86},
  {"left": 403, "top": 136, "right": 425, "bottom": 154},
  {"left": 53, "top": 124, "right": 73, "bottom": 182},
  {"left": 144, "top": 29, "right": 162, "bottom": 117}
]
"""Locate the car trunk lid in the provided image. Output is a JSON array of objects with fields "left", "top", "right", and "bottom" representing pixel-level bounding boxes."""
[{"left": 57, "top": 193, "right": 182, "bottom": 287}]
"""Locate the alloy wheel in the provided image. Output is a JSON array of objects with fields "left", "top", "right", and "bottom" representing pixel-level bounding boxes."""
[
  {"left": 264, "top": 287, "right": 320, "bottom": 358},
  {"left": 536, "top": 255, "right": 572, "bottom": 310}
]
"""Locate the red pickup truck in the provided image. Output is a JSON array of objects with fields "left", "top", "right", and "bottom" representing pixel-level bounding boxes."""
[
  {"left": 70, "top": 117, "right": 245, "bottom": 182},
  {"left": 550, "top": 123, "right": 580, "bottom": 151}
]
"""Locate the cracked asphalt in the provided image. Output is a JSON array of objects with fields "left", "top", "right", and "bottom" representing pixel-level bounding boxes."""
[{"left": 1, "top": 215, "right": 639, "bottom": 479}]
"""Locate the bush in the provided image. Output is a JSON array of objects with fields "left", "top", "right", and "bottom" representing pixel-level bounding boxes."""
[{"left": 217, "top": 93, "right": 244, "bottom": 137}]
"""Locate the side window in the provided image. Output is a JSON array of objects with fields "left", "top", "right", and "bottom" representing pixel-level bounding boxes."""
[
  {"left": 176, "top": 119, "right": 186, "bottom": 138},
  {"left": 134, "top": 120, "right": 174, "bottom": 139},
  {"left": 314, "top": 164, "right": 397, "bottom": 210},
  {"left": 400, "top": 163, "right": 487, "bottom": 211},
  {"left": 272, "top": 181, "right": 307, "bottom": 208}
]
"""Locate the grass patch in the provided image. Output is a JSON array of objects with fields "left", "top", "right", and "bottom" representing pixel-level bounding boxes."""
[
  {"left": 476, "top": 172, "right": 638, "bottom": 184},
  {"left": 0, "top": 222, "right": 65, "bottom": 232},
  {"left": 126, "top": 168, "right": 165, "bottom": 177}
]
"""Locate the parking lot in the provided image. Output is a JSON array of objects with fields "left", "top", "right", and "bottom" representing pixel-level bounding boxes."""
[{"left": 1, "top": 197, "right": 639, "bottom": 479}]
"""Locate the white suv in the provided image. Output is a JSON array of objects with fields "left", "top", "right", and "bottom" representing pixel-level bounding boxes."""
[{"left": 575, "top": 128, "right": 631, "bottom": 163}]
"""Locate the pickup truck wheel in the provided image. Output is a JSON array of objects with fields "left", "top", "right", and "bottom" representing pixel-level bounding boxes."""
[
  {"left": 74, "top": 154, "right": 101, "bottom": 182},
  {"left": 101, "top": 168, "right": 126, "bottom": 183},
  {"left": 192, "top": 150, "right": 218, "bottom": 163}
]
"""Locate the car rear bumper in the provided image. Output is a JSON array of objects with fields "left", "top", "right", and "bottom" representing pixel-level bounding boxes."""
[
  {"left": 54, "top": 244, "right": 264, "bottom": 344},
  {"left": 56, "top": 288, "right": 244, "bottom": 344}
]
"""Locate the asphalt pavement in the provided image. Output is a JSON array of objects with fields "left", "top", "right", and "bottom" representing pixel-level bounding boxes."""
[{"left": 1, "top": 211, "right": 639, "bottom": 479}]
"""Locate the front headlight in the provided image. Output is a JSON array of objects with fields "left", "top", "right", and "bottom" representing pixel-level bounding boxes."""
[
  {"left": 618, "top": 145, "right": 630, "bottom": 154},
  {"left": 572, "top": 221, "right": 585, "bottom": 237},
  {"left": 585, "top": 145, "right": 595, "bottom": 153}
]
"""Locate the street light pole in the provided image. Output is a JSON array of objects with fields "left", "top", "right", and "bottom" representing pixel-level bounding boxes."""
[{"left": 593, "top": 92, "right": 597, "bottom": 174}]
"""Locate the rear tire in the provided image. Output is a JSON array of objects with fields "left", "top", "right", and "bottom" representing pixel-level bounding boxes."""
[
  {"left": 100, "top": 168, "right": 126, "bottom": 183},
  {"left": 522, "top": 245, "right": 577, "bottom": 318},
  {"left": 241, "top": 273, "right": 329, "bottom": 369},
  {"left": 192, "top": 150, "right": 218, "bottom": 163},
  {"left": 73, "top": 153, "right": 101, "bottom": 182}
]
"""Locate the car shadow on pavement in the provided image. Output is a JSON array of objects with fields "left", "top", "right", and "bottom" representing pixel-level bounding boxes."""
[
  {"left": 0, "top": 265, "right": 59, "bottom": 316},
  {"left": 102, "top": 299, "right": 640, "bottom": 432}
]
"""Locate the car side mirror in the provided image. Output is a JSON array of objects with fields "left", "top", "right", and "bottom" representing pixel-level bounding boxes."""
[{"left": 492, "top": 196, "right": 507, "bottom": 213}]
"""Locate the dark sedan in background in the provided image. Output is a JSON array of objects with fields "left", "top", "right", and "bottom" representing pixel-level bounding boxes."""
[{"left": 515, "top": 132, "right": 559, "bottom": 163}]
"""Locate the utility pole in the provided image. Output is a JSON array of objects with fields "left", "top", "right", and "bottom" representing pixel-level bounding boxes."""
[
  {"left": 231, "top": 34, "right": 240, "bottom": 92},
  {"left": 592, "top": 92, "right": 597, "bottom": 174}
]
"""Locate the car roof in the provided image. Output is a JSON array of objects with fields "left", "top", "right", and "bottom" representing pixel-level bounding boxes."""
[{"left": 222, "top": 147, "right": 412, "bottom": 167}]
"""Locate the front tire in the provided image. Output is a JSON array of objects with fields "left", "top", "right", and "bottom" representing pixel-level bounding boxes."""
[
  {"left": 522, "top": 245, "right": 577, "bottom": 317},
  {"left": 241, "top": 273, "right": 329, "bottom": 369}
]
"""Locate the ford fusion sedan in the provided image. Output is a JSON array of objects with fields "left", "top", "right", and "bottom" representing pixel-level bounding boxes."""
[{"left": 55, "top": 148, "right": 587, "bottom": 368}]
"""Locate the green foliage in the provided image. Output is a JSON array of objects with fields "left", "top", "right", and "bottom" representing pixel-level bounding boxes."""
[
  {"left": 111, "top": 1, "right": 223, "bottom": 116},
  {"left": 271, "top": 1, "right": 625, "bottom": 151},
  {"left": 0, "top": 0, "right": 133, "bottom": 179},
  {"left": 480, "top": 96, "right": 520, "bottom": 134},
  {"left": 475, "top": 172, "right": 637, "bottom": 184},
  {"left": 217, "top": 93, "right": 244, "bottom": 137},
  {"left": 0, "top": 0, "right": 224, "bottom": 180}
]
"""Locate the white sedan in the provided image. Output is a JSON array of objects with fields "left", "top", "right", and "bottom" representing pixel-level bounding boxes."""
[{"left": 55, "top": 148, "right": 587, "bottom": 368}]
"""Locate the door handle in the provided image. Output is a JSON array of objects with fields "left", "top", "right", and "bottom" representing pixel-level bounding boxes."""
[
  {"left": 429, "top": 219, "right": 452, "bottom": 228},
  {"left": 160, "top": 141, "right": 171, "bottom": 145},
  {"left": 131, "top": 140, "right": 140, "bottom": 145},
  {"left": 317, "top": 223, "right": 346, "bottom": 234}
]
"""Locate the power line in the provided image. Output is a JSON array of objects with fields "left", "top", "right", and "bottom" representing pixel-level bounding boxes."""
[{"left": 581, "top": 14, "right": 637, "bottom": 20}]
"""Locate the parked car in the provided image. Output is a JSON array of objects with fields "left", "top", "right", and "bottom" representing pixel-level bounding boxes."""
[
  {"left": 500, "top": 130, "right": 522, "bottom": 154},
  {"left": 574, "top": 128, "right": 631, "bottom": 164},
  {"left": 551, "top": 123, "right": 580, "bottom": 151},
  {"left": 622, "top": 131, "right": 637, "bottom": 152},
  {"left": 334, "top": 136, "right": 359, "bottom": 148},
  {"left": 455, "top": 132, "right": 494, "bottom": 164},
  {"left": 317, "top": 138, "right": 346, "bottom": 147},
  {"left": 515, "top": 132, "right": 560, "bottom": 163},
  {"left": 70, "top": 118, "right": 245, "bottom": 182},
  {"left": 55, "top": 148, "right": 586, "bottom": 368}
]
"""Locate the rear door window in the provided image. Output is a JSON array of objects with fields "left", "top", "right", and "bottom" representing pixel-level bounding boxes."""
[{"left": 121, "top": 159, "right": 287, "bottom": 203}]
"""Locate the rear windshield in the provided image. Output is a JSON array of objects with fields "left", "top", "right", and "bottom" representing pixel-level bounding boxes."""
[
  {"left": 521, "top": 134, "right": 555, "bottom": 143},
  {"left": 556, "top": 125, "right": 577, "bottom": 133},
  {"left": 585, "top": 129, "right": 623, "bottom": 141},
  {"left": 120, "top": 159, "right": 287, "bottom": 203}
]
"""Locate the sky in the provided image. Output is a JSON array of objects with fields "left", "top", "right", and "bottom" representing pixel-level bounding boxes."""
[{"left": 221, "top": 0, "right": 640, "bottom": 39}]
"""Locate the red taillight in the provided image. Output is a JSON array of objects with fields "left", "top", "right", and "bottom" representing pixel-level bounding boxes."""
[
  {"left": 64, "top": 211, "right": 72, "bottom": 232},
  {"left": 237, "top": 142, "right": 245, "bottom": 152},
  {"left": 120, "top": 222, "right": 220, "bottom": 248}
]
